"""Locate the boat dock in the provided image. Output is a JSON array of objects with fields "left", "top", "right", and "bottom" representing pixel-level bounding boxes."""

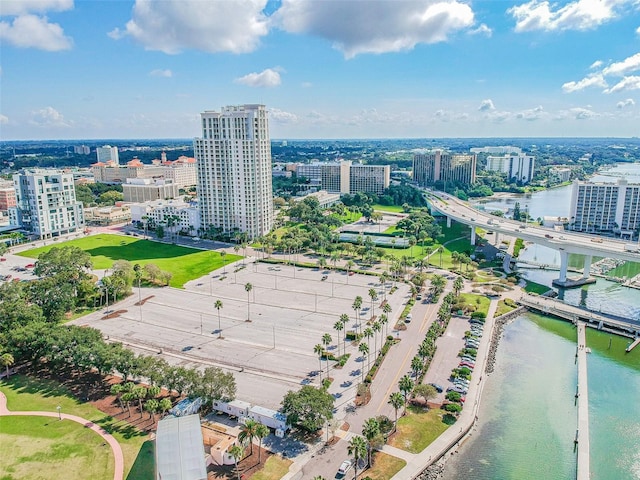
[
  {"left": 576, "top": 322, "right": 590, "bottom": 480},
  {"left": 626, "top": 337, "right": 640, "bottom": 353}
]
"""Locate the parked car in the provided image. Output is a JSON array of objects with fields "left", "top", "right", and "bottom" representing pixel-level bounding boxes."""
[
  {"left": 405, "top": 313, "right": 412, "bottom": 322},
  {"left": 337, "top": 460, "right": 353, "bottom": 476},
  {"left": 428, "top": 383, "right": 444, "bottom": 393},
  {"left": 25, "top": 263, "right": 35, "bottom": 268}
]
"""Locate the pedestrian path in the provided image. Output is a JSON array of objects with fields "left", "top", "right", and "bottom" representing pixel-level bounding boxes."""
[
  {"left": 576, "top": 322, "right": 590, "bottom": 480},
  {"left": 0, "top": 390, "right": 124, "bottom": 480}
]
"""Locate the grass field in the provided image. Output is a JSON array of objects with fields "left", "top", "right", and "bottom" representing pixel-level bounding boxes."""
[
  {"left": 372, "top": 204, "right": 406, "bottom": 213},
  {"left": 523, "top": 280, "right": 552, "bottom": 295},
  {"left": 457, "top": 293, "right": 491, "bottom": 316},
  {"left": 389, "top": 406, "right": 450, "bottom": 454},
  {"left": 363, "top": 451, "right": 406, "bottom": 479},
  {"left": 1, "top": 375, "right": 153, "bottom": 480},
  {"left": 248, "top": 455, "right": 292, "bottom": 480},
  {"left": 496, "top": 299, "right": 518, "bottom": 317},
  {"left": 0, "top": 415, "right": 114, "bottom": 480},
  {"left": 17, "top": 234, "right": 239, "bottom": 288}
]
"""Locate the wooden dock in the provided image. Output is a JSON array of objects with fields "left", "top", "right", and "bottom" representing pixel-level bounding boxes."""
[
  {"left": 626, "top": 337, "right": 640, "bottom": 353},
  {"left": 576, "top": 322, "right": 590, "bottom": 480}
]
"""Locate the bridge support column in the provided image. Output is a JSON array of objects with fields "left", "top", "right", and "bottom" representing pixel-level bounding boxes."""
[
  {"left": 558, "top": 251, "right": 569, "bottom": 283},
  {"left": 494, "top": 232, "right": 500, "bottom": 245},
  {"left": 446, "top": 216, "right": 451, "bottom": 228},
  {"left": 470, "top": 226, "right": 476, "bottom": 245},
  {"left": 582, "top": 255, "right": 592, "bottom": 280}
]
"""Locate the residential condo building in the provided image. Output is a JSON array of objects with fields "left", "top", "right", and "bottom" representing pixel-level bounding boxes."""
[
  {"left": 413, "top": 150, "right": 477, "bottom": 186},
  {"left": 485, "top": 153, "right": 535, "bottom": 183},
  {"left": 295, "top": 161, "right": 389, "bottom": 195},
  {"left": 9, "top": 169, "right": 84, "bottom": 239},
  {"left": 194, "top": 104, "right": 274, "bottom": 240},
  {"left": 569, "top": 179, "right": 640, "bottom": 237}
]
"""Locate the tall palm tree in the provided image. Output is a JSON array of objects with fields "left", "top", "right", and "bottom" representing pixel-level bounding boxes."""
[
  {"left": 379, "top": 272, "right": 388, "bottom": 301},
  {"left": 382, "top": 303, "right": 392, "bottom": 335},
  {"left": 358, "top": 343, "right": 369, "bottom": 382},
  {"left": 244, "top": 283, "right": 253, "bottom": 321},
  {"left": 411, "top": 356, "right": 423, "bottom": 379},
  {"left": 228, "top": 444, "right": 244, "bottom": 480},
  {"left": 424, "top": 246, "right": 433, "bottom": 266},
  {"left": 220, "top": 251, "right": 227, "bottom": 275},
  {"left": 363, "top": 328, "right": 374, "bottom": 364},
  {"left": 1, "top": 352, "right": 15, "bottom": 379},
  {"left": 362, "top": 417, "right": 380, "bottom": 467},
  {"left": 322, "top": 333, "right": 332, "bottom": 377},
  {"left": 372, "top": 321, "right": 381, "bottom": 357},
  {"left": 399, "top": 375, "right": 414, "bottom": 408},
  {"left": 368, "top": 288, "right": 378, "bottom": 319},
  {"left": 348, "top": 436, "right": 368, "bottom": 480},
  {"left": 453, "top": 276, "right": 464, "bottom": 297},
  {"left": 314, "top": 344, "right": 324, "bottom": 382},
  {"left": 437, "top": 246, "right": 444, "bottom": 268},
  {"left": 352, "top": 296, "right": 363, "bottom": 333},
  {"left": 214, "top": 299, "right": 223, "bottom": 338},
  {"left": 333, "top": 321, "right": 344, "bottom": 357},
  {"left": 255, "top": 423, "right": 269, "bottom": 463},
  {"left": 388, "top": 392, "right": 405, "bottom": 431},
  {"left": 239, "top": 419, "right": 259, "bottom": 455}
]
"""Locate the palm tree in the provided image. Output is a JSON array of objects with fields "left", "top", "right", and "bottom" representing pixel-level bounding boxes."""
[
  {"left": 424, "top": 246, "right": 433, "bottom": 265},
  {"left": 362, "top": 417, "right": 380, "bottom": 467},
  {"left": 348, "top": 436, "right": 368, "bottom": 480},
  {"left": 363, "top": 328, "right": 373, "bottom": 368},
  {"left": 345, "top": 260, "right": 355, "bottom": 283},
  {"left": 399, "top": 375, "right": 414, "bottom": 408},
  {"left": 453, "top": 276, "right": 463, "bottom": 297},
  {"left": 314, "top": 344, "right": 324, "bottom": 382},
  {"left": 382, "top": 303, "right": 392, "bottom": 335},
  {"left": 437, "top": 246, "right": 444, "bottom": 268},
  {"left": 214, "top": 299, "right": 223, "bottom": 338},
  {"left": 372, "top": 321, "right": 381, "bottom": 357},
  {"left": 322, "top": 333, "right": 332, "bottom": 377},
  {"left": 358, "top": 343, "right": 369, "bottom": 382},
  {"left": 255, "top": 423, "right": 269, "bottom": 463},
  {"left": 244, "top": 283, "right": 253, "bottom": 321},
  {"left": 411, "top": 356, "right": 423, "bottom": 379},
  {"left": 352, "top": 296, "right": 363, "bottom": 333},
  {"left": 388, "top": 392, "right": 404, "bottom": 431},
  {"left": 229, "top": 444, "right": 244, "bottom": 480},
  {"left": 379, "top": 272, "right": 388, "bottom": 300},
  {"left": 1, "top": 352, "right": 15, "bottom": 379},
  {"left": 239, "top": 419, "right": 259, "bottom": 455},
  {"left": 334, "top": 321, "right": 344, "bottom": 357},
  {"left": 368, "top": 288, "right": 378, "bottom": 319},
  {"left": 221, "top": 251, "right": 227, "bottom": 275}
]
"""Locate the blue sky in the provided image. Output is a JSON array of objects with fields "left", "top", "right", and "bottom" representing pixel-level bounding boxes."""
[{"left": 1, "top": 0, "right": 639, "bottom": 140}]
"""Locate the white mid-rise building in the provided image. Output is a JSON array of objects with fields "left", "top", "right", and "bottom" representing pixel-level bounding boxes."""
[
  {"left": 485, "top": 153, "right": 535, "bottom": 183},
  {"left": 471, "top": 146, "right": 522, "bottom": 155},
  {"left": 122, "top": 178, "right": 180, "bottom": 203},
  {"left": 96, "top": 145, "right": 119, "bottom": 165},
  {"left": 10, "top": 169, "right": 84, "bottom": 239},
  {"left": 569, "top": 179, "right": 640, "bottom": 237},
  {"left": 130, "top": 199, "right": 201, "bottom": 236},
  {"left": 194, "top": 104, "right": 274, "bottom": 240}
]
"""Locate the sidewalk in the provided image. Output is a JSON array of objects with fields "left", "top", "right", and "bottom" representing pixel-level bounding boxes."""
[{"left": 0, "top": 390, "right": 125, "bottom": 480}]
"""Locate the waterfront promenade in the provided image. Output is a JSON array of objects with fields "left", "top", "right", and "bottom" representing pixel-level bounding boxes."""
[{"left": 576, "top": 322, "right": 590, "bottom": 480}]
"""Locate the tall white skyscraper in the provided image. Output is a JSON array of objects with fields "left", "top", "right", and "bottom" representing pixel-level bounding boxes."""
[
  {"left": 194, "top": 104, "right": 273, "bottom": 240},
  {"left": 96, "top": 145, "right": 119, "bottom": 165}
]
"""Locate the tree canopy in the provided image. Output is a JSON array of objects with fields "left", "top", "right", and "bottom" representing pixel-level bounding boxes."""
[{"left": 281, "top": 385, "right": 334, "bottom": 432}]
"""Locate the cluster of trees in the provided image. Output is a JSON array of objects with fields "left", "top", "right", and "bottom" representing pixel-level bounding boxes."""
[
  {"left": 280, "top": 385, "right": 335, "bottom": 433},
  {"left": 395, "top": 209, "right": 442, "bottom": 245},
  {"left": 75, "top": 183, "right": 124, "bottom": 207}
]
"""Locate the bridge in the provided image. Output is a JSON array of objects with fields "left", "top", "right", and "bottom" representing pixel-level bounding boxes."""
[{"left": 426, "top": 191, "right": 640, "bottom": 288}]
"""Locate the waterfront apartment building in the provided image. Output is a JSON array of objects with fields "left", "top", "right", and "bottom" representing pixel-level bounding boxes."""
[
  {"left": 9, "top": 169, "right": 84, "bottom": 239},
  {"left": 485, "top": 153, "right": 535, "bottom": 184},
  {"left": 295, "top": 161, "right": 389, "bottom": 195},
  {"left": 91, "top": 156, "right": 197, "bottom": 188},
  {"left": 569, "top": 179, "right": 640, "bottom": 237},
  {"left": 194, "top": 104, "right": 273, "bottom": 240},
  {"left": 413, "top": 150, "right": 477, "bottom": 186},
  {"left": 122, "top": 179, "right": 180, "bottom": 203},
  {"left": 550, "top": 166, "right": 572, "bottom": 183},
  {"left": 96, "top": 145, "right": 119, "bottom": 165}
]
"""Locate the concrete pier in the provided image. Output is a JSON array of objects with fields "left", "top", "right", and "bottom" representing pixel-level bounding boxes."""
[{"left": 576, "top": 322, "right": 590, "bottom": 480}]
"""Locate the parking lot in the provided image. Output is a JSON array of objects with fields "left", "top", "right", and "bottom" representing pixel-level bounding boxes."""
[
  {"left": 73, "top": 260, "right": 411, "bottom": 409},
  {"left": 0, "top": 253, "right": 39, "bottom": 283}
]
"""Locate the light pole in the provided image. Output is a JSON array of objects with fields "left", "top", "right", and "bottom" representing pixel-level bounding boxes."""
[{"left": 56, "top": 405, "right": 61, "bottom": 420}]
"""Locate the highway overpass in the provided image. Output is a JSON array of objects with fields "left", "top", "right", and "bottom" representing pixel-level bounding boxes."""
[{"left": 426, "top": 191, "right": 640, "bottom": 287}]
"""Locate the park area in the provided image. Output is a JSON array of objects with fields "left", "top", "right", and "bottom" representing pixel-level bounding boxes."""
[{"left": 16, "top": 234, "right": 239, "bottom": 288}]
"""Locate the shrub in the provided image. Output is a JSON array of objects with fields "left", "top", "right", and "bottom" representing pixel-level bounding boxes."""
[
  {"left": 471, "top": 311, "right": 486, "bottom": 320},
  {"left": 443, "top": 403, "right": 462, "bottom": 413},
  {"left": 446, "top": 391, "right": 461, "bottom": 402}
]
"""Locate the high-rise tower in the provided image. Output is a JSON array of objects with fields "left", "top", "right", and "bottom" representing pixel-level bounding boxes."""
[{"left": 194, "top": 104, "right": 273, "bottom": 240}]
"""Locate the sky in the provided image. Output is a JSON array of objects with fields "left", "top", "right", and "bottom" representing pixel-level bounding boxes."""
[{"left": 1, "top": 0, "right": 640, "bottom": 140}]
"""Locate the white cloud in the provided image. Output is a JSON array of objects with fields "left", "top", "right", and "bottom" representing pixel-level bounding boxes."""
[
  {"left": 636, "top": 25, "right": 640, "bottom": 35},
  {"left": 149, "top": 69, "right": 173, "bottom": 78},
  {"left": 604, "top": 75, "right": 640, "bottom": 93},
  {"left": 590, "top": 60, "right": 603, "bottom": 69},
  {"left": 0, "top": 114, "right": 8, "bottom": 125},
  {"left": 602, "top": 52, "right": 640, "bottom": 76},
  {"left": 469, "top": 23, "right": 492, "bottom": 37},
  {"left": 235, "top": 68, "right": 281, "bottom": 87},
  {"left": 0, "top": 14, "right": 72, "bottom": 50},
  {"left": 508, "top": 0, "right": 632, "bottom": 32},
  {"left": 562, "top": 73, "right": 608, "bottom": 92},
  {"left": 29, "top": 106, "right": 71, "bottom": 127},
  {"left": 478, "top": 99, "right": 496, "bottom": 111},
  {"left": 434, "top": 109, "right": 451, "bottom": 121},
  {"left": 110, "top": 0, "right": 269, "bottom": 54},
  {"left": 0, "top": 0, "right": 73, "bottom": 15},
  {"left": 570, "top": 107, "right": 598, "bottom": 119},
  {"left": 269, "top": 108, "right": 298, "bottom": 123},
  {"left": 301, "top": 82, "right": 312, "bottom": 88},
  {"left": 274, "top": 0, "right": 475, "bottom": 58},
  {"left": 617, "top": 98, "right": 636, "bottom": 108},
  {"left": 516, "top": 105, "right": 545, "bottom": 120}
]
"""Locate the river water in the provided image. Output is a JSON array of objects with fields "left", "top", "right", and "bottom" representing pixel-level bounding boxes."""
[{"left": 441, "top": 164, "right": 640, "bottom": 479}]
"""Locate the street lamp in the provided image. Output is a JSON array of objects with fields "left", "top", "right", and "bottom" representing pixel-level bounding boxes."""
[{"left": 56, "top": 405, "right": 61, "bottom": 420}]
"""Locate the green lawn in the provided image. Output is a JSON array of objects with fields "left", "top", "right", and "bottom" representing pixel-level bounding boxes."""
[
  {"left": 17, "top": 234, "right": 239, "bottom": 288},
  {"left": 1, "top": 375, "right": 153, "bottom": 480},
  {"left": 248, "top": 455, "right": 292, "bottom": 480},
  {"left": 496, "top": 299, "right": 518, "bottom": 317},
  {"left": 0, "top": 415, "right": 114, "bottom": 480},
  {"left": 389, "top": 406, "right": 450, "bottom": 454},
  {"left": 363, "top": 451, "right": 406, "bottom": 480},
  {"left": 524, "top": 280, "right": 552, "bottom": 295},
  {"left": 458, "top": 293, "right": 491, "bottom": 316},
  {"left": 372, "top": 204, "right": 406, "bottom": 213}
]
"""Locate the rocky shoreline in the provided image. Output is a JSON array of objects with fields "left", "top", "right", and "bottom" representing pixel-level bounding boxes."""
[{"left": 484, "top": 306, "right": 527, "bottom": 374}]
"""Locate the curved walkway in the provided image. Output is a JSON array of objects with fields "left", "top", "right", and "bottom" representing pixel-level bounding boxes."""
[{"left": 0, "top": 390, "right": 124, "bottom": 480}]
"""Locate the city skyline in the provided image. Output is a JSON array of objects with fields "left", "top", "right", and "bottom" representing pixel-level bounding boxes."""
[{"left": 1, "top": 0, "right": 640, "bottom": 140}]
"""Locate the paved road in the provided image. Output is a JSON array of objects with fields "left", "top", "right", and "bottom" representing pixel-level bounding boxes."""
[{"left": 0, "top": 390, "right": 125, "bottom": 480}]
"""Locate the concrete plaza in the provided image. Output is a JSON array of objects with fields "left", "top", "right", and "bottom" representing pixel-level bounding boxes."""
[{"left": 73, "top": 260, "right": 410, "bottom": 409}]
